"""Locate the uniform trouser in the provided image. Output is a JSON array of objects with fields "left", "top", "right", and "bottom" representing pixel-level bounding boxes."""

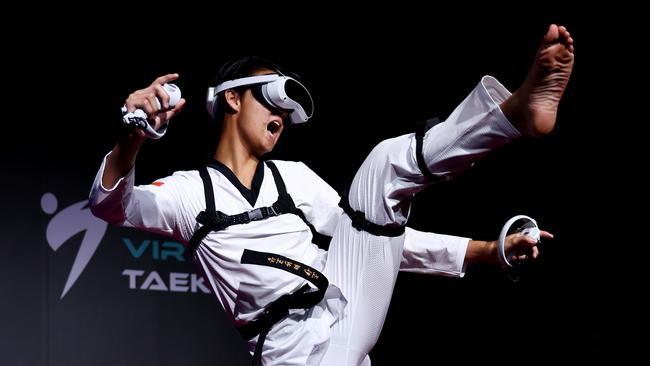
[{"left": 318, "top": 76, "right": 521, "bottom": 366}]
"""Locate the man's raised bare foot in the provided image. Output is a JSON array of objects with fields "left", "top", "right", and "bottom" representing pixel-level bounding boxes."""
[{"left": 501, "top": 24, "right": 575, "bottom": 137}]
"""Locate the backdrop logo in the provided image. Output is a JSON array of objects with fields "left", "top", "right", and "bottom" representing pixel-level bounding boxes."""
[{"left": 41, "top": 192, "right": 107, "bottom": 299}]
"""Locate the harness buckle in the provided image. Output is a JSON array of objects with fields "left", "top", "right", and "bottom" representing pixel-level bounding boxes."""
[{"left": 247, "top": 208, "right": 264, "bottom": 221}]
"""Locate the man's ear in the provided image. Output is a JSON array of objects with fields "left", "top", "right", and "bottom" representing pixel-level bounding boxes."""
[{"left": 224, "top": 89, "right": 241, "bottom": 112}]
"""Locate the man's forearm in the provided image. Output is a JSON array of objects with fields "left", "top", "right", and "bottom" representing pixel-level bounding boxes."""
[
  {"left": 465, "top": 239, "right": 498, "bottom": 265},
  {"left": 103, "top": 131, "right": 145, "bottom": 188}
]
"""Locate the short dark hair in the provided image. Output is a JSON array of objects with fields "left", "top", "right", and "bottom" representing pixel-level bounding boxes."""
[{"left": 216, "top": 56, "right": 284, "bottom": 84}]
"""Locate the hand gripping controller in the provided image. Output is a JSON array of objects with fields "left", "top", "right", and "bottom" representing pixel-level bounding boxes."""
[
  {"left": 497, "top": 215, "right": 541, "bottom": 268},
  {"left": 121, "top": 83, "right": 181, "bottom": 139}
]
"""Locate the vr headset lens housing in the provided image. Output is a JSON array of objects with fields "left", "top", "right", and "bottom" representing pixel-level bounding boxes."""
[{"left": 208, "top": 74, "right": 314, "bottom": 124}]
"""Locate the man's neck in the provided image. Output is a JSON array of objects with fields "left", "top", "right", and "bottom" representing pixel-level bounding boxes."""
[{"left": 214, "top": 142, "right": 260, "bottom": 190}]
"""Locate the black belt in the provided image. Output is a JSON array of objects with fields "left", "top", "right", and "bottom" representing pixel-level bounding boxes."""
[{"left": 238, "top": 249, "right": 328, "bottom": 366}]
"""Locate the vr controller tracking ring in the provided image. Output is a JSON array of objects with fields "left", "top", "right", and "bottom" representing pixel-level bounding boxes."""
[
  {"left": 121, "top": 83, "right": 181, "bottom": 139},
  {"left": 497, "top": 215, "right": 541, "bottom": 268}
]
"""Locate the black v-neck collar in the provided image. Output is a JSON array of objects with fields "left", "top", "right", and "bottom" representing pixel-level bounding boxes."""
[{"left": 206, "top": 158, "right": 265, "bottom": 207}]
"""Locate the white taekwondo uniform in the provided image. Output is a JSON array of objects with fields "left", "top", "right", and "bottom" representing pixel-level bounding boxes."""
[{"left": 90, "top": 76, "right": 520, "bottom": 365}]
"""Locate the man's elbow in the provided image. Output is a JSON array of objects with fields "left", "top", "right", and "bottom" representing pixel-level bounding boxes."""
[{"left": 88, "top": 197, "right": 126, "bottom": 226}]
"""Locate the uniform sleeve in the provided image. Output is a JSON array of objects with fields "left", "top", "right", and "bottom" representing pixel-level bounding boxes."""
[
  {"left": 88, "top": 151, "right": 190, "bottom": 241},
  {"left": 278, "top": 161, "right": 343, "bottom": 237},
  {"left": 399, "top": 227, "right": 470, "bottom": 277}
]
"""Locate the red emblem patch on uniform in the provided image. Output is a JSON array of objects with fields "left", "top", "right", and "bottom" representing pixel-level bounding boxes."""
[{"left": 151, "top": 181, "right": 164, "bottom": 187}]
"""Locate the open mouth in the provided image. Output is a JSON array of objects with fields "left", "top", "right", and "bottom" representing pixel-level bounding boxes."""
[{"left": 267, "top": 120, "right": 282, "bottom": 135}]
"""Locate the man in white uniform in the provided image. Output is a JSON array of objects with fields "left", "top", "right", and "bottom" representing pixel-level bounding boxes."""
[{"left": 90, "top": 24, "right": 574, "bottom": 366}]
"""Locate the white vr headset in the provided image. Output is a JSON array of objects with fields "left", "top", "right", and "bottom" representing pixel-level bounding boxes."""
[{"left": 206, "top": 73, "right": 314, "bottom": 124}]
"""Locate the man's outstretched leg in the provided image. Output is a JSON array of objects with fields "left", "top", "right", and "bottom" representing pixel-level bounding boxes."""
[
  {"left": 501, "top": 24, "right": 575, "bottom": 137},
  {"left": 319, "top": 25, "right": 575, "bottom": 366}
]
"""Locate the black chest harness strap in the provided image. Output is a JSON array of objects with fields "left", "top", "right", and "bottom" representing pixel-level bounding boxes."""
[
  {"left": 187, "top": 161, "right": 328, "bottom": 366},
  {"left": 187, "top": 161, "right": 308, "bottom": 253}
]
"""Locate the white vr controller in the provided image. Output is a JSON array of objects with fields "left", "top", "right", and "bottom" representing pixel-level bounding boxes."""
[
  {"left": 497, "top": 215, "right": 541, "bottom": 268},
  {"left": 121, "top": 83, "right": 181, "bottom": 139}
]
